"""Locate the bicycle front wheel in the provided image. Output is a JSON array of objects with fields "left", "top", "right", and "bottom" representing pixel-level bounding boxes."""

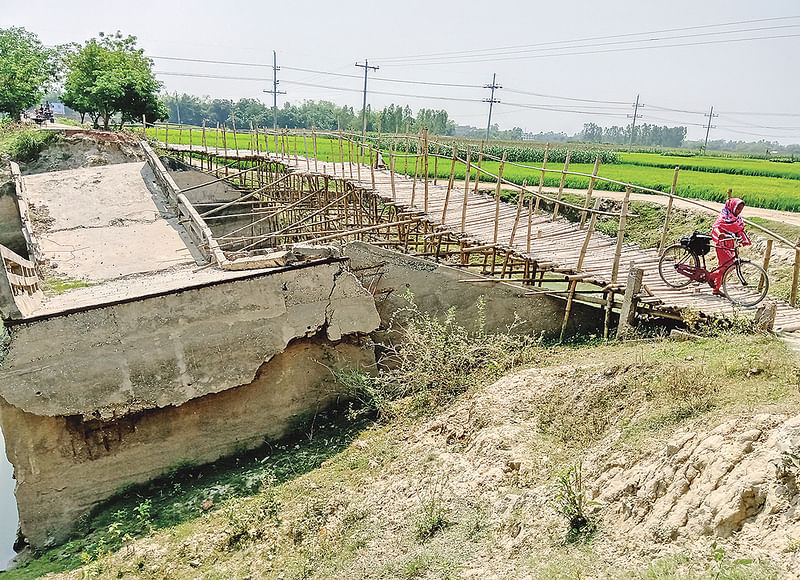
[
  {"left": 721, "top": 260, "right": 769, "bottom": 307},
  {"left": 659, "top": 244, "right": 698, "bottom": 288}
]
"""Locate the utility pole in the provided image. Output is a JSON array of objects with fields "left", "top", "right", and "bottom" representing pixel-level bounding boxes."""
[
  {"left": 483, "top": 73, "right": 501, "bottom": 142},
  {"left": 628, "top": 94, "right": 640, "bottom": 145},
  {"left": 703, "top": 105, "right": 718, "bottom": 152},
  {"left": 263, "top": 50, "right": 286, "bottom": 134},
  {"left": 356, "top": 59, "right": 379, "bottom": 139}
]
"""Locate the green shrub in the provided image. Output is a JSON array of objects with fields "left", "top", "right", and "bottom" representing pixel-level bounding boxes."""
[{"left": 9, "top": 129, "right": 59, "bottom": 162}]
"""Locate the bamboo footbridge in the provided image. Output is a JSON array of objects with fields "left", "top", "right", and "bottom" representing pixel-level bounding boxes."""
[{"left": 151, "top": 122, "right": 800, "bottom": 335}]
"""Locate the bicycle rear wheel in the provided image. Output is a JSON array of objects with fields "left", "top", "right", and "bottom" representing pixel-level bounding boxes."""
[
  {"left": 659, "top": 244, "right": 698, "bottom": 288},
  {"left": 721, "top": 260, "right": 769, "bottom": 307}
]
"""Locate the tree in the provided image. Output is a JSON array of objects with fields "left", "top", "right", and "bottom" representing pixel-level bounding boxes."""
[
  {"left": 0, "top": 27, "right": 59, "bottom": 119},
  {"left": 63, "top": 32, "right": 167, "bottom": 130}
]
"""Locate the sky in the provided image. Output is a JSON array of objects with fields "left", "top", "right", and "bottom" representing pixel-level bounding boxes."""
[{"left": 4, "top": 0, "right": 800, "bottom": 144}]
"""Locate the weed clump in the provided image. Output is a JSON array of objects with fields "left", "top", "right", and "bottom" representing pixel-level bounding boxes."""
[{"left": 339, "top": 293, "right": 541, "bottom": 419}]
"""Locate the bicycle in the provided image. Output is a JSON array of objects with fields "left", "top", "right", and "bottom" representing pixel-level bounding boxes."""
[{"left": 658, "top": 231, "right": 769, "bottom": 307}]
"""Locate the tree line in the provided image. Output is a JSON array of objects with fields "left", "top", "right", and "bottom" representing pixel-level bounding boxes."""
[
  {"left": 162, "top": 94, "right": 456, "bottom": 135},
  {"left": 580, "top": 122, "right": 687, "bottom": 147}
]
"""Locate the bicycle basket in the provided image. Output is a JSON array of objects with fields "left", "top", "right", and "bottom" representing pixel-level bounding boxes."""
[{"left": 688, "top": 232, "right": 712, "bottom": 256}]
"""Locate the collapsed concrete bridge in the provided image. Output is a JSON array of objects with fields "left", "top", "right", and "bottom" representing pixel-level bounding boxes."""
[{"left": 0, "top": 130, "right": 603, "bottom": 549}]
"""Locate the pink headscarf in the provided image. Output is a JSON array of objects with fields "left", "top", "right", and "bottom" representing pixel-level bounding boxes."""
[{"left": 713, "top": 198, "right": 745, "bottom": 234}]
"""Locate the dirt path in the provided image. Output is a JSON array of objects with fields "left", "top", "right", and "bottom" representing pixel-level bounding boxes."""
[{"left": 538, "top": 185, "right": 800, "bottom": 227}]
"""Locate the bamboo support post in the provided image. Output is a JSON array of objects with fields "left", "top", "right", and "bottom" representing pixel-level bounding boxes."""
[
  {"left": 792, "top": 238, "right": 800, "bottom": 307},
  {"left": 231, "top": 118, "right": 238, "bottom": 152},
  {"left": 165, "top": 123, "right": 169, "bottom": 147},
  {"left": 760, "top": 239, "right": 773, "bottom": 292},
  {"left": 370, "top": 146, "right": 376, "bottom": 190},
  {"left": 433, "top": 142, "right": 439, "bottom": 185},
  {"left": 658, "top": 167, "right": 681, "bottom": 254},
  {"left": 559, "top": 280, "right": 578, "bottom": 343},
  {"left": 312, "top": 127, "right": 318, "bottom": 172},
  {"left": 215, "top": 123, "right": 219, "bottom": 157},
  {"left": 423, "top": 128, "right": 429, "bottom": 213},
  {"left": 404, "top": 122, "right": 410, "bottom": 174},
  {"left": 534, "top": 144, "right": 549, "bottom": 215},
  {"left": 603, "top": 290, "right": 614, "bottom": 340},
  {"left": 552, "top": 151, "right": 571, "bottom": 220},
  {"left": 303, "top": 134, "right": 310, "bottom": 171},
  {"left": 577, "top": 198, "right": 602, "bottom": 271},
  {"left": 492, "top": 152, "right": 507, "bottom": 244},
  {"left": 611, "top": 187, "right": 632, "bottom": 283},
  {"left": 188, "top": 127, "right": 193, "bottom": 153},
  {"left": 461, "top": 147, "right": 472, "bottom": 233},
  {"left": 442, "top": 146, "right": 457, "bottom": 225},
  {"left": 579, "top": 156, "right": 600, "bottom": 229},
  {"left": 473, "top": 141, "right": 484, "bottom": 193},
  {"left": 389, "top": 143, "right": 396, "bottom": 200}
]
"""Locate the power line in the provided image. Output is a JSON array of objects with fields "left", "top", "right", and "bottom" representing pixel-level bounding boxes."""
[
  {"left": 503, "top": 87, "right": 630, "bottom": 106},
  {"left": 380, "top": 24, "right": 800, "bottom": 65},
  {"left": 378, "top": 32, "right": 800, "bottom": 67},
  {"left": 374, "top": 15, "right": 800, "bottom": 62},
  {"left": 150, "top": 55, "right": 483, "bottom": 88}
]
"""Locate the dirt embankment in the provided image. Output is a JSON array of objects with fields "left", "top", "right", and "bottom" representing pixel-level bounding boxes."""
[{"left": 21, "top": 131, "right": 143, "bottom": 175}]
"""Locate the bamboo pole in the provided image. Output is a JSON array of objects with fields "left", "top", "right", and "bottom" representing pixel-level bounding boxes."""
[
  {"left": 202, "top": 120, "right": 207, "bottom": 154},
  {"left": 442, "top": 146, "right": 457, "bottom": 225},
  {"left": 165, "top": 123, "right": 169, "bottom": 147},
  {"left": 473, "top": 141, "right": 484, "bottom": 193},
  {"left": 433, "top": 142, "right": 439, "bottom": 185},
  {"left": 508, "top": 183, "right": 526, "bottom": 247},
  {"left": 603, "top": 291, "right": 614, "bottom": 340},
  {"left": 492, "top": 152, "right": 507, "bottom": 244},
  {"left": 404, "top": 122, "right": 410, "bottom": 175},
  {"left": 524, "top": 180, "right": 533, "bottom": 254},
  {"left": 231, "top": 117, "right": 237, "bottom": 152},
  {"left": 389, "top": 143, "right": 396, "bottom": 200},
  {"left": 559, "top": 280, "right": 577, "bottom": 343},
  {"left": 611, "top": 187, "right": 632, "bottom": 283},
  {"left": 410, "top": 134, "right": 421, "bottom": 207},
  {"left": 760, "top": 239, "right": 773, "bottom": 292},
  {"left": 534, "top": 144, "right": 549, "bottom": 215},
  {"left": 303, "top": 134, "right": 310, "bottom": 171},
  {"left": 370, "top": 146, "right": 376, "bottom": 190},
  {"left": 461, "top": 147, "right": 472, "bottom": 233},
  {"left": 552, "top": 151, "right": 571, "bottom": 220},
  {"left": 338, "top": 131, "right": 345, "bottom": 178},
  {"left": 355, "top": 138, "right": 362, "bottom": 183},
  {"left": 792, "top": 238, "right": 800, "bottom": 307},
  {"left": 215, "top": 123, "right": 219, "bottom": 158},
  {"left": 423, "top": 128, "right": 429, "bottom": 213},
  {"left": 312, "top": 126, "right": 318, "bottom": 172},
  {"left": 579, "top": 156, "right": 600, "bottom": 229},
  {"left": 577, "top": 198, "right": 602, "bottom": 271},
  {"left": 658, "top": 167, "right": 681, "bottom": 254}
]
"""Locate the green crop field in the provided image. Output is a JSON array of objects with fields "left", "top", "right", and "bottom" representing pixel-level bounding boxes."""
[
  {"left": 149, "top": 126, "right": 800, "bottom": 212},
  {"left": 619, "top": 152, "right": 800, "bottom": 181}
]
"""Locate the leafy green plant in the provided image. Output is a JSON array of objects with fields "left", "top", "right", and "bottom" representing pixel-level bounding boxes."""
[
  {"left": 551, "top": 462, "right": 598, "bottom": 543},
  {"left": 8, "top": 129, "right": 59, "bottom": 162}
]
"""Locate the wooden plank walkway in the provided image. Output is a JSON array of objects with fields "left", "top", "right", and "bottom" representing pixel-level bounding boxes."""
[{"left": 161, "top": 143, "right": 800, "bottom": 332}]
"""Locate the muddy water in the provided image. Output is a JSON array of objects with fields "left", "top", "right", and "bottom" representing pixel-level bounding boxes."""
[{"left": 0, "top": 425, "right": 18, "bottom": 570}]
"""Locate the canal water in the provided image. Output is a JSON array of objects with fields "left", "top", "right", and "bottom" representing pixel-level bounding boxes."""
[{"left": 0, "top": 425, "right": 18, "bottom": 570}]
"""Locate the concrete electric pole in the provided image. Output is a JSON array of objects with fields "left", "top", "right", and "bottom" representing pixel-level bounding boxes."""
[
  {"left": 356, "top": 60, "right": 379, "bottom": 139},
  {"left": 483, "top": 73, "right": 501, "bottom": 141}
]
